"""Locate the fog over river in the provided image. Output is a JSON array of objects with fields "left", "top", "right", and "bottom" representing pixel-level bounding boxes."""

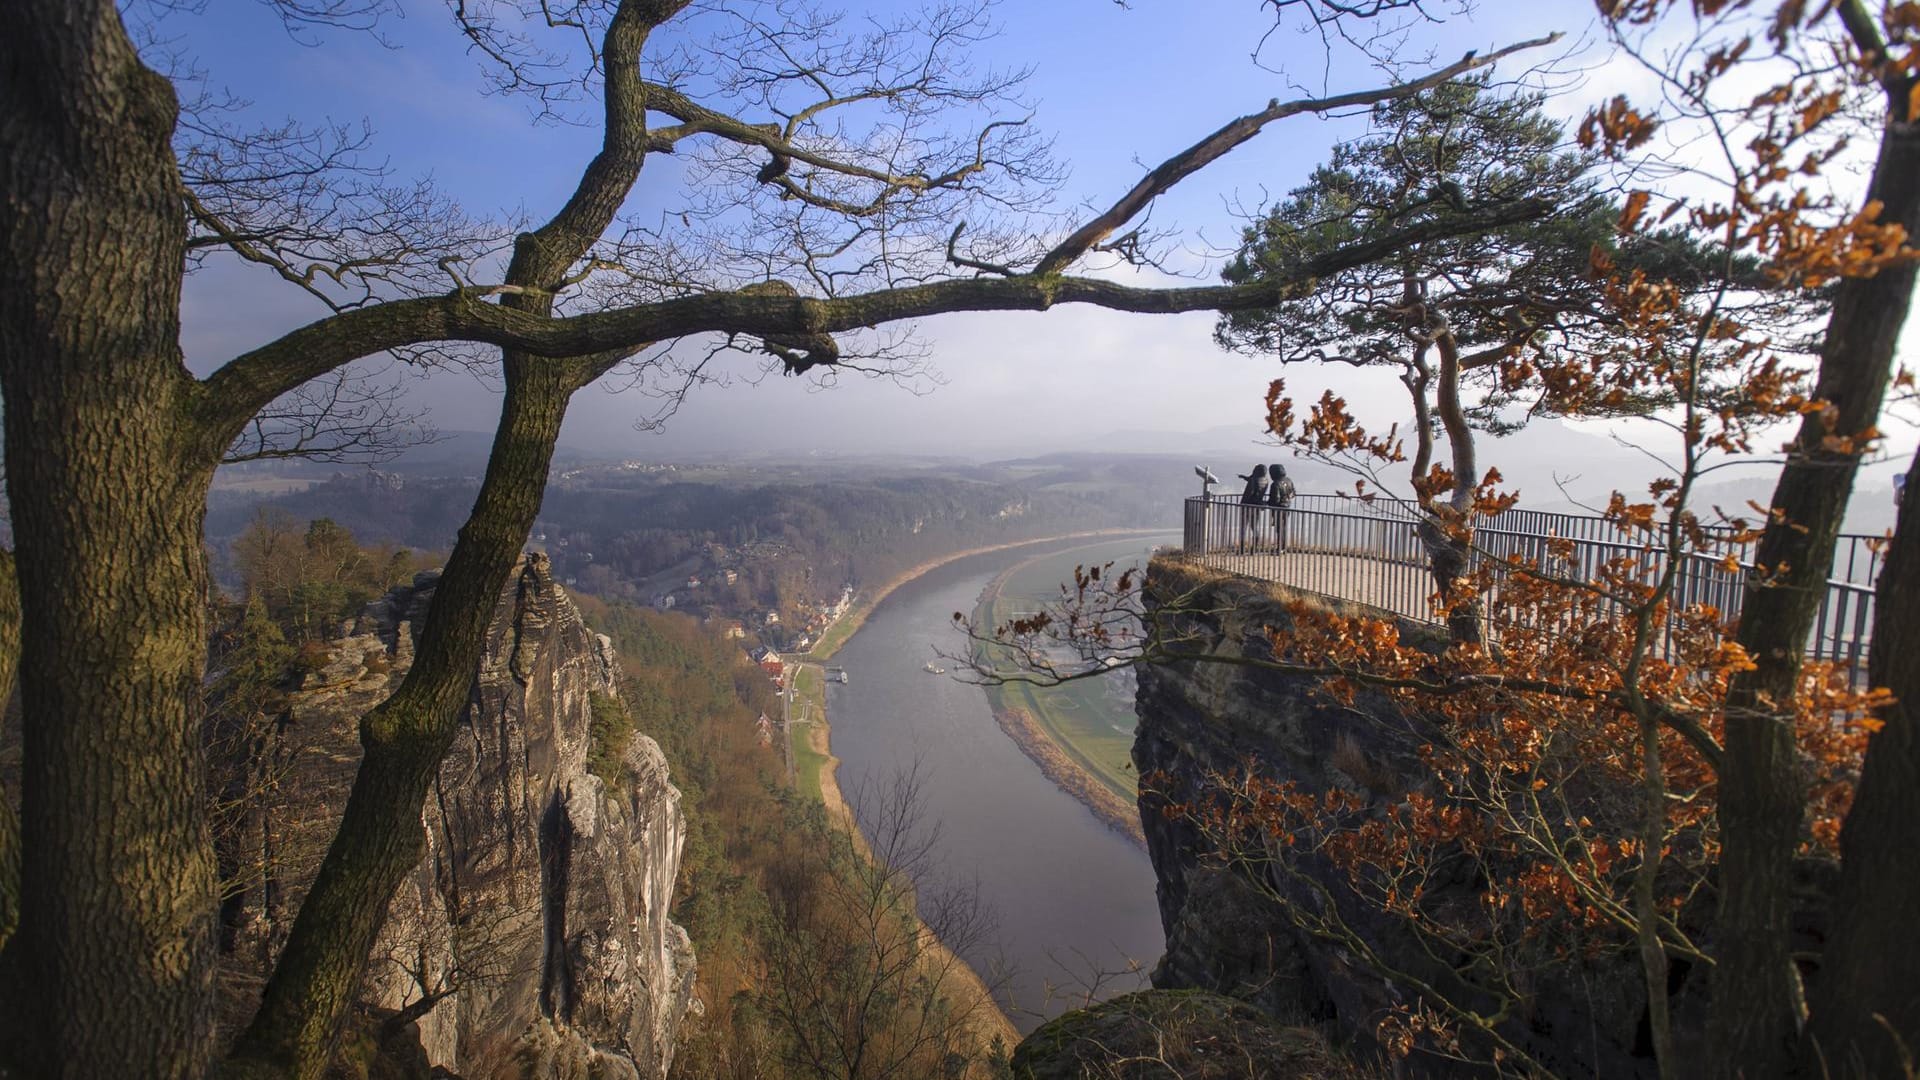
[{"left": 824, "top": 537, "right": 1174, "bottom": 1032}]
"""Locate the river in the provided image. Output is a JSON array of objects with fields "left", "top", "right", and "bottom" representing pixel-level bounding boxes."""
[{"left": 824, "top": 535, "right": 1175, "bottom": 1032}]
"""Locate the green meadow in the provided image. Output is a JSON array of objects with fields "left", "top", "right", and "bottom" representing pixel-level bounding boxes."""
[{"left": 976, "top": 536, "right": 1175, "bottom": 801}]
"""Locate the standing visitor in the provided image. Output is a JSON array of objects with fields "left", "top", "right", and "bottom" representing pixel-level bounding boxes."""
[
  {"left": 1267, "top": 463, "right": 1295, "bottom": 550},
  {"left": 1237, "top": 464, "right": 1269, "bottom": 552}
]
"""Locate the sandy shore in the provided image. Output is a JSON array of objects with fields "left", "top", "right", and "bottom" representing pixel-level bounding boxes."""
[
  {"left": 970, "top": 545, "right": 1151, "bottom": 851},
  {"left": 989, "top": 704, "right": 1146, "bottom": 850}
]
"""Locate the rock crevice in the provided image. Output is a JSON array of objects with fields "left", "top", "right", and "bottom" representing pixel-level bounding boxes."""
[{"left": 217, "top": 554, "right": 695, "bottom": 1079}]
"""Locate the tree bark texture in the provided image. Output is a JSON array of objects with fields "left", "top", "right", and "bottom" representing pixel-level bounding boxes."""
[
  {"left": 1803, "top": 449, "right": 1920, "bottom": 1077},
  {"left": 223, "top": 7, "right": 669, "bottom": 1073},
  {"left": 223, "top": 360, "right": 579, "bottom": 1077},
  {"left": 0, "top": 3, "right": 220, "bottom": 1076},
  {"left": 1709, "top": 111, "right": 1920, "bottom": 1079},
  {"left": 0, "top": 551, "right": 22, "bottom": 956},
  {"left": 1426, "top": 329, "right": 1484, "bottom": 646}
]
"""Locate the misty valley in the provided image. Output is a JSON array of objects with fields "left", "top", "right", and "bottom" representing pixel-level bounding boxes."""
[
  {"left": 194, "top": 445, "right": 1191, "bottom": 1071},
  {"left": 5, "top": 0, "right": 1920, "bottom": 1078}
]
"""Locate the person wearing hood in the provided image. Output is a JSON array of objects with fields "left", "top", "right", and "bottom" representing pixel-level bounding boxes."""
[
  {"left": 1267, "top": 463, "right": 1295, "bottom": 550},
  {"left": 1237, "top": 464, "right": 1269, "bottom": 552}
]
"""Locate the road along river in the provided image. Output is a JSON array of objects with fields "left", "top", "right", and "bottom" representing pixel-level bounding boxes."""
[{"left": 823, "top": 536, "right": 1173, "bottom": 1032}]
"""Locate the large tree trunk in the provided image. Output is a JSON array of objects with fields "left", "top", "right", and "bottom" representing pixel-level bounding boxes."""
[
  {"left": 0, "top": 552, "right": 23, "bottom": 956},
  {"left": 224, "top": 9, "right": 666, "bottom": 1073},
  {"left": 1708, "top": 108, "right": 1920, "bottom": 1080},
  {"left": 1802, "top": 449, "right": 1920, "bottom": 1077},
  {"left": 1426, "top": 329, "right": 1483, "bottom": 646},
  {"left": 0, "top": 4, "right": 221, "bottom": 1075},
  {"left": 224, "top": 358, "right": 580, "bottom": 1076}
]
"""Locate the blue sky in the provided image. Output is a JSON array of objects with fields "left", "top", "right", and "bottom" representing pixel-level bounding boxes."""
[{"left": 158, "top": 0, "right": 1915, "bottom": 501}]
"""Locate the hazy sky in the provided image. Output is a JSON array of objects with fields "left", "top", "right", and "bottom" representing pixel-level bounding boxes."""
[{"left": 168, "top": 0, "right": 1917, "bottom": 493}]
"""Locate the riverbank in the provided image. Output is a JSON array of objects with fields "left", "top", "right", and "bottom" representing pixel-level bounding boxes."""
[
  {"left": 821, "top": 549, "right": 1166, "bottom": 1029},
  {"left": 805, "top": 528, "right": 1170, "bottom": 662},
  {"left": 790, "top": 660, "right": 1023, "bottom": 1052},
  {"left": 794, "top": 532, "right": 1169, "bottom": 1036},
  {"left": 969, "top": 540, "right": 1170, "bottom": 846},
  {"left": 990, "top": 704, "right": 1145, "bottom": 849}
]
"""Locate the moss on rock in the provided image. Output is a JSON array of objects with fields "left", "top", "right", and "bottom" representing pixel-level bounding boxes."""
[{"left": 1011, "top": 989, "right": 1353, "bottom": 1079}]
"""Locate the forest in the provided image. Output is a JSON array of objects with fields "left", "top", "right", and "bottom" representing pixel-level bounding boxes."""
[
  {"left": 1, "top": 0, "right": 1917, "bottom": 1076},
  {"left": 579, "top": 599, "right": 1012, "bottom": 1080},
  {"left": 208, "top": 454, "right": 1195, "bottom": 631}
]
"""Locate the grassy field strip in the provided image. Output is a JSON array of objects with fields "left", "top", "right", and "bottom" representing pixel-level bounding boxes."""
[
  {"left": 967, "top": 536, "right": 1179, "bottom": 846},
  {"left": 787, "top": 664, "right": 830, "bottom": 802},
  {"left": 1001, "top": 678, "right": 1136, "bottom": 801},
  {"left": 977, "top": 537, "right": 1174, "bottom": 803}
]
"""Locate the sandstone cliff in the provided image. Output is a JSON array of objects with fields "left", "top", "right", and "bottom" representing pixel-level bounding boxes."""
[
  {"left": 215, "top": 554, "right": 695, "bottom": 1078},
  {"left": 1129, "top": 555, "right": 1682, "bottom": 1077}
]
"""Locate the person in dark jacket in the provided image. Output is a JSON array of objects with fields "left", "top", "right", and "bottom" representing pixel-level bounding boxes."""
[
  {"left": 1237, "top": 464, "right": 1269, "bottom": 552},
  {"left": 1267, "top": 463, "right": 1295, "bottom": 550}
]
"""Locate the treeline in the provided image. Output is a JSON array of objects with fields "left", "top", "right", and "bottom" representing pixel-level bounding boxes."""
[
  {"left": 221, "top": 508, "right": 438, "bottom": 643},
  {"left": 575, "top": 596, "right": 1011, "bottom": 1080},
  {"left": 208, "top": 474, "right": 480, "bottom": 558},
  {"left": 195, "top": 554, "right": 1010, "bottom": 1077},
  {"left": 557, "top": 480, "right": 1058, "bottom": 613},
  {"left": 541, "top": 477, "right": 1117, "bottom": 593},
  {"left": 210, "top": 468, "right": 1162, "bottom": 628}
]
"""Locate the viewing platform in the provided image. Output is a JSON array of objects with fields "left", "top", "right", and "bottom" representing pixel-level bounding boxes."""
[{"left": 1181, "top": 493, "right": 1881, "bottom": 670}]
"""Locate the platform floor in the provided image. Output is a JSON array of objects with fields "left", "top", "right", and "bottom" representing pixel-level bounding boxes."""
[{"left": 1188, "top": 548, "right": 1438, "bottom": 624}]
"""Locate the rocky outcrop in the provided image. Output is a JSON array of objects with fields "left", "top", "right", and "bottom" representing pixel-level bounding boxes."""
[
  {"left": 1130, "top": 555, "right": 1673, "bottom": 1077},
  {"left": 216, "top": 554, "right": 695, "bottom": 1078},
  {"left": 1010, "top": 990, "right": 1351, "bottom": 1079}
]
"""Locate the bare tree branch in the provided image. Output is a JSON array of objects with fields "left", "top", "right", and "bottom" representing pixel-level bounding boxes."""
[
  {"left": 1032, "top": 35, "right": 1559, "bottom": 276},
  {"left": 195, "top": 193, "right": 1551, "bottom": 462},
  {"left": 223, "top": 367, "right": 438, "bottom": 465}
]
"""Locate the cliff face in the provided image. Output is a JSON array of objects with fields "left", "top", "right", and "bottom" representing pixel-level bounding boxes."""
[
  {"left": 217, "top": 554, "right": 695, "bottom": 1079},
  {"left": 1130, "top": 556, "right": 1670, "bottom": 1077}
]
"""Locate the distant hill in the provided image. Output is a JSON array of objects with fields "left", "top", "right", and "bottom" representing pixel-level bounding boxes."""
[{"left": 210, "top": 429, "right": 612, "bottom": 493}]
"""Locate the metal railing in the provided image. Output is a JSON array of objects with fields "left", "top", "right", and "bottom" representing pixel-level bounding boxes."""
[
  {"left": 1284, "top": 493, "right": 1889, "bottom": 585},
  {"left": 1182, "top": 495, "right": 1878, "bottom": 672}
]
